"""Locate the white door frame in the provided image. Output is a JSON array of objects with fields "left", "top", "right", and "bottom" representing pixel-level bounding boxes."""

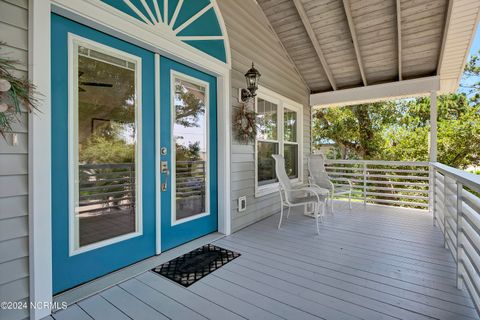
[{"left": 28, "top": 1, "right": 231, "bottom": 318}]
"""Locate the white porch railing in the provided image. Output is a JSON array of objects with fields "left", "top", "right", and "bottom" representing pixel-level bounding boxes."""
[
  {"left": 323, "top": 160, "right": 430, "bottom": 208},
  {"left": 432, "top": 162, "right": 480, "bottom": 310}
]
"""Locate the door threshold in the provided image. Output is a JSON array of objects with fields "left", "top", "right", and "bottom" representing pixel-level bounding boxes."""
[{"left": 53, "top": 232, "right": 225, "bottom": 309}]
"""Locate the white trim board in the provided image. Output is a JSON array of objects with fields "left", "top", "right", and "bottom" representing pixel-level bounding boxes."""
[
  {"left": 29, "top": 0, "right": 53, "bottom": 318},
  {"left": 310, "top": 76, "right": 440, "bottom": 108},
  {"left": 155, "top": 53, "right": 161, "bottom": 255},
  {"left": 28, "top": 1, "right": 232, "bottom": 319}
]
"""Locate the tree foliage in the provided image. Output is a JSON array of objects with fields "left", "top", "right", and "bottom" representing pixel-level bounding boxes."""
[
  {"left": 176, "top": 141, "right": 201, "bottom": 161},
  {"left": 462, "top": 49, "right": 480, "bottom": 104},
  {"left": 80, "top": 122, "right": 135, "bottom": 164},
  {"left": 312, "top": 101, "right": 399, "bottom": 159},
  {"left": 174, "top": 84, "right": 205, "bottom": 128}
]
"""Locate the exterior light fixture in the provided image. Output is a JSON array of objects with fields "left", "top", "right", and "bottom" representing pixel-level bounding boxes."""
[{"left": 241, "top": 62, "right": 261, "bottom": 102}]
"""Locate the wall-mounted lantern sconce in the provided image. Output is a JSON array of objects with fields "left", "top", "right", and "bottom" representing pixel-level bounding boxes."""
[{"left": 240, "top": 62, "right": 261, "bottom": 102}]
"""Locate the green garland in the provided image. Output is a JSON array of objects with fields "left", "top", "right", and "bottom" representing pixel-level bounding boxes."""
[
  {"left": 234, "top": 102, "right": 257, "bottom": 144},
  {"left": 0, "top": 43, "right": 39, "bottom": 139}
]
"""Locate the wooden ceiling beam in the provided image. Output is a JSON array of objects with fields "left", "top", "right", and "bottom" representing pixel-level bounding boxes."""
[
  {"left": 396, "top": 0, "right": 402, "bottom": 81},
  {"left": 342, "top": 0, "right": 367, "bottom": 86},
  {"left": 253, "top": 1, "right": 310, "bottom": 91},
  {"left": 437, "top": 0, "right": 453, "bottom": 75},
  {"left": 292, "top": 0, "right": 337, "bottom": 90},
  {"left": 310, "top": 76, "right": 440, "bottom": 108}
]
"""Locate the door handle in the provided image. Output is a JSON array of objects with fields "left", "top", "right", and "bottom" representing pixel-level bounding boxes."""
[{"left": 161, "top": 161, "right": 169, "bottom": 192}]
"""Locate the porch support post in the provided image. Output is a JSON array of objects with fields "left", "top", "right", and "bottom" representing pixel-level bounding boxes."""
[
  {"left": 430, "top": 90, "right": 438, "bottom": 225},
  {"left": 429, "top": 90, "right": 438, "bottom": 162},
  {"left": 29, "top": 0, "right": 52, "bottom": 319}
]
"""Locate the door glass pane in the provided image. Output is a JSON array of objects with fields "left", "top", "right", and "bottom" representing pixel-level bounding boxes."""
[
  {"left": 257, "top": 141, "right": 279, "bottom": 186},
  {"left": 257, "top": 98, "right": 278, "bottom": 140},
  {"left": 284, "top": 107, "right": 297, "bottom": 142},
  {"left": 284, "top": 144, "right": 299, "bottom": 179},
  {"left": 173, "top": 77, "right": 208, "bottom": 221},
  {"left": 74, "top": 41, "right": 139, "bottom": 249}
]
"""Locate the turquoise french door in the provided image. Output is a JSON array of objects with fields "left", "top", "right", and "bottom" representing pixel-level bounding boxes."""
[
  {"left": 160, "top": 57, "right": 218, "bottom": 251},
  {"left": 51, "top": 14, "right": 156, "bottom": 293}
]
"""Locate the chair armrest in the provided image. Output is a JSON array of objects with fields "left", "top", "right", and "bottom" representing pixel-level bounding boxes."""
[
  {"left": 332, "top": 177, "right": 353, "bottom": 188},
  {"left": 283, "top": 187, "right": 326, "bottom": 202},
  {"left": 307, "top": 183, "right": 330, "bottom": 195},
  {"left": 309, "top": 176, "right": 334, "bottom": 190}
]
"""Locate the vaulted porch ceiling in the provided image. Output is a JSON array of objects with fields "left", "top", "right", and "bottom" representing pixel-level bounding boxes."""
[{"left": 255, "top": 0, "right": 480, "bottom": 106}]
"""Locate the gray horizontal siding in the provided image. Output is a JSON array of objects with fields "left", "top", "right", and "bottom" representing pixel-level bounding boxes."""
[
  {"left": 0, "top": 1, "right": 30, "bottom": 320},
  {"left": 217, "top": 0, "right": 310, "bottom": 232}
]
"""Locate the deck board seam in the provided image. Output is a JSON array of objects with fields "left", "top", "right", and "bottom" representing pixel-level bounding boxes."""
[
  {"left": 225, "top": 249, "right": 477, "bottom": 319},
  {"left": 222, "top": 262, "right": 430, "bottom": 320},
  {"left": 225, "top": 234, "right": 462, "bottom": 294},
  {"left": 135, "top": 272, "right": 249, "bottom": 320},
  {"left": 216, "top": 237, "right": 474, "bottom": 309},
  {"left": 245, "top": 221, "right": 456, "bottom": 269},
  {"left": 191, "top": 280, "right": 288, "bottom": 320},
  {"left": 209, "top": 273, "right": 331, "bottom": 320},
  {"left": 217, "top": 236, "right": 468, "bottom": 298},
  {"left": 246, "top": 221, "right": 457, "bottom": 267},
  {"left": 96, "top": 294, "right": 135, "bottom": 320},
  {"left": 230, "top": 229, "right": 459, "bottom": 285}
]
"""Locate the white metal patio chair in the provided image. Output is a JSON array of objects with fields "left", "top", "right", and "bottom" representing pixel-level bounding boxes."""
[
  {"left": 308, "top": 154, "right": 353, "bottom": 212},
  {"left": 272, "top": 154, "right": 327, "bottom": 234}
]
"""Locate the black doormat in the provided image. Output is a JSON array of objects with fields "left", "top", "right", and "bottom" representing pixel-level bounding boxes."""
[{"left": 151, "top": 244, "right": 241, "bottom": 287}]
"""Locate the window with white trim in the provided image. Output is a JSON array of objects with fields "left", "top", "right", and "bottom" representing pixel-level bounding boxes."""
[
  {"left": 255, "top": 88, "right": 303, "bottom": 197},
  {"left": 283, "top": 106, "right": 299, "bottom": 179}
]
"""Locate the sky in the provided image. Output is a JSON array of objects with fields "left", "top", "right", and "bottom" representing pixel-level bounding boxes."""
[
  {"left": 470, "top": 24, "right": 480, "bottom": 58},
  {"left": 458, "top": 24, "right": 480, "bottom": 94}
]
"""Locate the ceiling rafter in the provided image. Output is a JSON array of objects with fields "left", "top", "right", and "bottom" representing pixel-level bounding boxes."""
[
  {"left": 254, "top": 1, "right": 310, "bottom": 91},
  {"left": 396, "top": 0, "right": 402, "bottom": 80},
  {"left": 437, "top": 0, "right": 453, "bottom": 75},
  {"left": 342, "top": 0, "right": 367, "bottom": 86},
  {"left": 292, "top": 0, "right": 337, "bottom": 90}
]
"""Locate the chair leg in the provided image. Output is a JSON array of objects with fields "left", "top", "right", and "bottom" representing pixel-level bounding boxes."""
[
  {"left": 287, "top": 206, "right": 291, "bottom": 219},
  {"left": 330, "top": 195, "right": 334, "bottom": 214},
  {"left": 322, "top": 201, "right": 326, "bottom": 222},
  {"left": 349, "top": 191, "right": 352, "bottom": 210},
  {"left": 278, "top": 203, "right": 284, "bottom": 229},
  {"left": 314, "top": 205, "right": 320, "bottom": 235}
]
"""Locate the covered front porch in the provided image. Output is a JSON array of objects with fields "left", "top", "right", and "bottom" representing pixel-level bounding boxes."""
[
  {"left": 2, "top": 0, "right": 480, "bottom": 319},
  {"left": 45, "top": 202, "right": 478, "bottom": 320}
]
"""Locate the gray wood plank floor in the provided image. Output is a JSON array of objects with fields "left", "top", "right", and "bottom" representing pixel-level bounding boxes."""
[{"left": 48, "top": 203, "right": 479, "bottom": 320}]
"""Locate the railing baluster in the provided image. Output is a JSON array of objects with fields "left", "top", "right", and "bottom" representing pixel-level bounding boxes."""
[
  {"left": 363, "top": 163, "right": 367, "bottom": 206},
  {"left": 456, "top": 181, "right": 463, "bottom": 289},
  {"left": 444, "top": 174, "right": 448, "bottom": 249},
  {"left": 432, "top": 166, "right": 437, "bottom": 226}
]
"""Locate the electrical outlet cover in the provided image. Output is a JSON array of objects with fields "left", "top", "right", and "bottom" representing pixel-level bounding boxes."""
[{"left": 238, "top": 196, "right": 247, "bottom": 212}]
